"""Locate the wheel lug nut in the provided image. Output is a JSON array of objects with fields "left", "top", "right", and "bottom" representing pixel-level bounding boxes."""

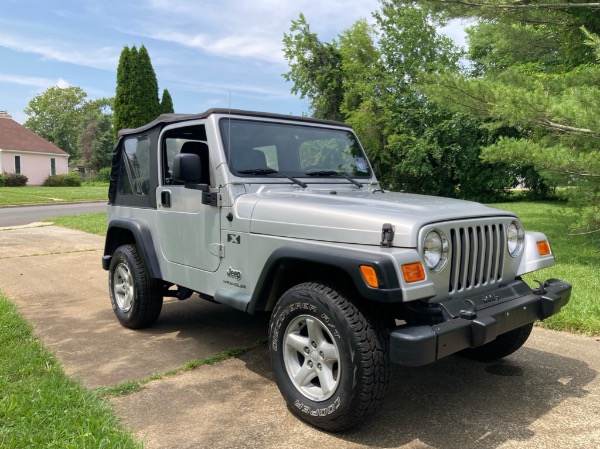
[
  {"left": 304, "top": 347, "right": 310, "bottom": 354},
  {"left": 308, "top": 361, "right": 313, "bottom": 368},
  {"left": 311, "top": 341, "right": 317, "bottom": 348},
  {"left": 317, "top": 363, "right": 322, "bottom": 370},
  {"left": 319, "top": 351, "right": 324, "bottom": 359}
]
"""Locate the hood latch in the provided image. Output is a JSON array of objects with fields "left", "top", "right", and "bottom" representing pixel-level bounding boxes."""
[{"left": 380, "top": 223, "right": 395, "bottom": 248}]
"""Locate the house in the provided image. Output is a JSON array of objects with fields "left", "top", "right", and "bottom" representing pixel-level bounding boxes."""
[{"left": 0, "top": 111, "right": 69, "bottom": 185}]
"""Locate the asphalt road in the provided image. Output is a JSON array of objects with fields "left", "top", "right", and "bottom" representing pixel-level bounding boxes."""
[{"left": 0, "top": 201, "right": 107, "bottom": 227}]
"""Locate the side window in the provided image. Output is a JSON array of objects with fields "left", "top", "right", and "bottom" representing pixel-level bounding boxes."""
[
  {"left": 50, "top": 158, "right": 56, "bottom": 176},
  {"left": 161, "top": 124, "right": 210, "bottom": 186},
  {"left": 15, "top": 155, "right": 21, "bottom": 175},
  {"left": 119, "top": 136, "right": 150, "bottom": 196}
]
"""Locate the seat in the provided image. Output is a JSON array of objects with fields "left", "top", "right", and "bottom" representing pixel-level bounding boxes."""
[{"left": 180, "top": 141, "right": 210, "bottom": 185}]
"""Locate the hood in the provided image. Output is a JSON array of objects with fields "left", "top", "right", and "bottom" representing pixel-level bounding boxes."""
[{"left": 236, "top": 189, "right": 514, "bottom": 248}]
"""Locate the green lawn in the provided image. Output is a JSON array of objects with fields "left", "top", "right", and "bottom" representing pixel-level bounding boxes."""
[
  {"left": 42, "top": 212, "right": 108, "bottom": 236},
  {"left": 0, "top": 293, "right": 140, "bottom": 448},
  {"left": 491, "top": 201, "right": 600, "bottom": 335},
  {"left": 0, "top": 186, "right": 107, "bottom": 206}
]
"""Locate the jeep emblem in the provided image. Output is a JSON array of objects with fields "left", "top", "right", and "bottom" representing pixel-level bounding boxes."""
[{"left": 226, "top": 267, "right": 242, "bottom": 281}]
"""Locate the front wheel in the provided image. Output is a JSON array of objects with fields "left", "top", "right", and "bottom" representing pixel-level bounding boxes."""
[
  {"left": 459, "top": 322, "right": 534, "bottom": 362},
  {"left": 268, "top": 282, "right": 389, "bottom": 432},
  {"left": 108, "top": 244, "right": 163, "bottom": 329}
]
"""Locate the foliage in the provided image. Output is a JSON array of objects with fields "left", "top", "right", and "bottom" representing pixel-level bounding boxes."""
[
  {"left": 24, "top": 86, "right": 87, "bottom": 159},
  {"left": 414, "top": 0, "right": 600, "bottom": 237},
  {"left": 94, "top": 166, "right": 112, "bottom": 183},
  {"left": 283, "top": 1, "right": 522, "bottom": 202},
  {"left": 114, "top": 45, "right": 161, "bottom": 137},
  {"left": 160, "top": 89, "right": 175, "bottom": 114},
  {"left": 283, "top": 13, "right": 345, "bottom": 121},
  {"left": 23, "top": 87, "right": 114, "bottom": 169},
  {"left": 42, "top": 172, "right": 82, "bottom": 187},
  {"left": 79, "top": 101, "right": 114, "bottom": 172},
  {"left": 0, "top": 174, "right": 3, "bottom": 187},
  {"left": 2, "top": 173, "right": 28, "bottom": 187}
]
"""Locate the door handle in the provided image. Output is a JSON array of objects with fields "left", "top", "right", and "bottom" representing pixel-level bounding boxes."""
[{"left": 161, "top": 190, "right": 171, "bottom": 208}]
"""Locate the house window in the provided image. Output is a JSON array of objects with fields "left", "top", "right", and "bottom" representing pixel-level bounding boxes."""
[
  {"left": 51, "top": 158, "right": 56, "bottom": 176},
  {"left": 15, "top": 156, "right": 21, "bottom": 175}
]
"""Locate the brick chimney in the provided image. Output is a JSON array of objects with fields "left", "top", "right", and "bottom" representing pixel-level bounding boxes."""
[{"left": 0, "top": 110, "right": 12, "bottom": 119}]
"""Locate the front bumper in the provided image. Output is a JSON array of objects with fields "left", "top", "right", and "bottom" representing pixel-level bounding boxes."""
[{"left": 390, "top": 279, "right": 571, "bottom": 366}]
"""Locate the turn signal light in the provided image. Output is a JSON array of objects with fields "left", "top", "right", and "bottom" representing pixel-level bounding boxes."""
[
  {"left": 360, "top": 265, "right": 379, "bottom": 288},
  {"left": 537, "top": 241, "right": 551, "bottom": 256},
  {"left": 401, "top": 262, "right": 425, "bottom": 283}
]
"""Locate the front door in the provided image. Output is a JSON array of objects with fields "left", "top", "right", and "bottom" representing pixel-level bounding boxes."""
[{"left": 155, "top": 123, "right": 221, "bottom": 272}]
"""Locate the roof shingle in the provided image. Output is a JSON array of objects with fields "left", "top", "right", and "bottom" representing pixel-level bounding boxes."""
[{"left": 0, "top": 117, "right": 68, "bottom": 155}]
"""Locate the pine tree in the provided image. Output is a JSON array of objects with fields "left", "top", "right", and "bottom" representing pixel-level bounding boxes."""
[
  {"left": 137, "top": 45, "right": 160, "bottom": 123},
  {"left": 160, "top": 89, "right": 174, "bottom": 114},
  {"left": 113, "top": 45, "right": 161, "bottom": 138}
]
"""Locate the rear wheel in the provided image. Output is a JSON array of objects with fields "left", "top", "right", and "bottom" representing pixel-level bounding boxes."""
[
  {"left": 268, "top": 282, "right": 389, "bottom": 432},
  {"left": 108, "top": 244, "right": 163, "bottom": 329},
  {"left": 459, "top": 323, "right": 534, "bottom": 362}
]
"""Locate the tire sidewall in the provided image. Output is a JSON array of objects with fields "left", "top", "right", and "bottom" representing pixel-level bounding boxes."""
[
  {"left": 108, "top": 246, "right": 139, "bottom": 324},
  {"left": 269, "top": 286, "right": 363, "bottom": 424}
]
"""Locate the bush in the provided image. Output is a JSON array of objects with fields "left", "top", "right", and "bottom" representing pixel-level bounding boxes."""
[
  {"left": 93, "top": 167, "right": 112, "bottom": 183},
  {"left": 43, "top": 172, "right": 82, "bottom": 187},
  {"left": 2, "top": 173, "right": 28, "bottom": 187},
  {"left": 0, "top": 174, "right": 4, "bottom": 187}
]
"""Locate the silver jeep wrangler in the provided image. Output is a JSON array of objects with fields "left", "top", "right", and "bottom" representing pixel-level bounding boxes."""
[{"left": 103, "top": 109, "right": 571, "bottom": 431}]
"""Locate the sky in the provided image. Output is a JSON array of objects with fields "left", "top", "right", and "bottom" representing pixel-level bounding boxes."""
[{"left": 0, "top": 0, "right": 467, "bottom": 125}]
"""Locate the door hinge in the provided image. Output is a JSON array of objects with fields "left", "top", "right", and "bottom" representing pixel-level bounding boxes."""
[{"left": 209, "top": 243, "right": 225, "bottom": 258}]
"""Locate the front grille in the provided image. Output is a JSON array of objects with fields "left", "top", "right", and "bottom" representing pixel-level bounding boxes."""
[{"left": 449, "top": 223, "right": 505, "bottom": 294}]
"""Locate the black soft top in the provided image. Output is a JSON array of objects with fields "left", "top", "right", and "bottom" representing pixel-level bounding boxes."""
[{"left": 117, "top": 108, "right": 351, "bottom": 138}]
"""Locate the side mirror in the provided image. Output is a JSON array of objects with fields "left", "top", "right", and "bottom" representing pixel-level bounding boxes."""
[{"left": 173, "top": 153, "right": 201, "bottom": 184}]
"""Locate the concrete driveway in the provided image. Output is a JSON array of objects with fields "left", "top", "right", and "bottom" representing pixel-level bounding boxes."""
[{"left": 1, "top": 224, "right": 599, "bottom": 448}]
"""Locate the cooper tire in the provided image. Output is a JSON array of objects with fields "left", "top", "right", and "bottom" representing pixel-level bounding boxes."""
[
  {"left": 459, "top": 322, "right": 534, "bottom": 362},
  {"left": 108, "top": 244, "right": 163, "bottom": 329},
  {"left": 268, "top": 282, "right": 389, "bottom": 432}
]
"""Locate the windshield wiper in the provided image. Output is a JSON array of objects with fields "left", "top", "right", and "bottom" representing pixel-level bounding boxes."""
[
  {"left": 305, "top": 169, "right": 363, "bottom": 189},
  {"left": 237, "top": 168, "right": 308, "bottom": 188}
]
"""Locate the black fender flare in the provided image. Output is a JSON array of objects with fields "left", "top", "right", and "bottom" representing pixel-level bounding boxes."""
[
  {"left": 102, "top": 218, "right": 162, "bottom": 279},
  {"left": 247, "top": 245, "right": 403, "bottom": 313}
]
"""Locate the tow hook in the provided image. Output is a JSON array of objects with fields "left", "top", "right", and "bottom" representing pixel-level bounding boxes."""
[{"left": 532, "top": 280, "right": 547, "bottom": 295}]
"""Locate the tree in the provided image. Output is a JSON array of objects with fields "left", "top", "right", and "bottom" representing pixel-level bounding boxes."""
[
  {"left": 113, "top": 45, "right": 161, "bottom": 137},
  {"left": 160, "top": 89, "right": 174, "bottom": 114},
  {"left": 283, "top": 2, "right": 517, "bottom": 201},
  {"left": 413, "top": 0, "right": 600, "bottom": 236},
  {"left": 283, "top": 13, "right": 345, "bottom": 121},
  {"left": 78, "top": 99, "right": 114, "bottom": 172},
  {"left": 24, "top": 86, "right": 88, "bottom": 159}
]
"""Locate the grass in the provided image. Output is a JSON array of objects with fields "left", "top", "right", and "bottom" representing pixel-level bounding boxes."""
[
  {"left": 0, "top": 185, "right": 107, "bottom": 206},
  {"left": 42, "top": 212, "right": 108, "bottom": 236},
  {"left": 0, "top": 292, "right": 140, "bottom": 449},
  {"left": 490, "top": 201, "right": 600, "bottom": 335}
]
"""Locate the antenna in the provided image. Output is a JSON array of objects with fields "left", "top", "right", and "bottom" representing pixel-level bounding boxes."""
[{"left": 228, "top": 91, "right": 232, "bottom": 161}]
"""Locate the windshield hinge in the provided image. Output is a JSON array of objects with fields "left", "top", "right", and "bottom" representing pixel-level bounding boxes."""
[
  {"left": 209, "top": 243, "right": 225, "bottom": 258},
  {"left": 380, "top": 223, "right": 395, "bottom": 248}
]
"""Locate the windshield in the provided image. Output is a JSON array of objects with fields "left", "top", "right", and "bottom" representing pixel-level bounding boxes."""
[{"left": 220, "top": 119, "right": 371, "bottom": 178}]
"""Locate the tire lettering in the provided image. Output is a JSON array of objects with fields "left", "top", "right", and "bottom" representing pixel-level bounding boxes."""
[{"left": 293, "top": 397, "right": 342, "bottom": 416}]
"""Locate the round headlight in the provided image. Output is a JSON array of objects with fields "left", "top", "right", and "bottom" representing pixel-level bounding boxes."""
[
  {"left": 507, "top": 221, "right": 524, "bottom": 257},
  {"left": 423, "top": 230, "right": 449, "bottom": 272}
]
